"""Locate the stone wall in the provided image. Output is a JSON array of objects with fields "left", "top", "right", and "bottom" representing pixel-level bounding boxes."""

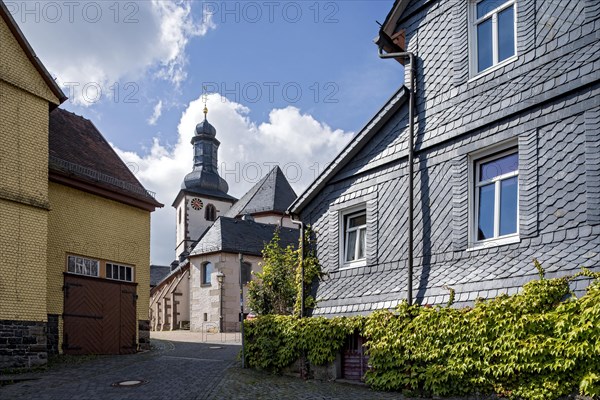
[
  {"left": 46, "top": 314, "right": 59, "bottom": 356},
  {"left": 0, "top": 320, "right": 47, "bottom": 369},
  {"left": 138, "top": 320, "right": 150, "bottom": 350},
  {"left": 190, "top": 252, "right": 262, "bottom": 332}
]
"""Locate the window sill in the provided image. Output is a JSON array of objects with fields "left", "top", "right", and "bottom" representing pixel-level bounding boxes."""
[
  {"left": 468, "top": 55, "right": 518, "bottom": 83},
  {"left": 338, "top": 259, "right": 367, "bottom": 270},
  {"left": 200, "top": 283, "right": 212, "bottom": 287},
  {"left": 467, "top": 235, "right": 521, "bottom": 252}
]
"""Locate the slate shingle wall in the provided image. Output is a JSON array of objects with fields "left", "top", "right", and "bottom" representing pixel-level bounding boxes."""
[
  {"left": 585, "top": 107, "right": 600, "bottom": 225},
  {"left": 300, "top": 0, "right": 600, "bottom": 316}
]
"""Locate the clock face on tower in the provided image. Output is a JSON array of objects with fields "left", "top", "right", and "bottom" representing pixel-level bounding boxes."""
[{"left": 190, "top": 198, "right": 204, "bottom": 210}]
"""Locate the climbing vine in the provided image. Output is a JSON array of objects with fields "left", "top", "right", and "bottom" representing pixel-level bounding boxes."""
[{"left": 244, "top": 260, "right": 600, "bottom": 399}]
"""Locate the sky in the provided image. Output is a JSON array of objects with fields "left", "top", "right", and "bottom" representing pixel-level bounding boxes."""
[{"left": 8, "top": 0, "right": 403, "bottom": 265}]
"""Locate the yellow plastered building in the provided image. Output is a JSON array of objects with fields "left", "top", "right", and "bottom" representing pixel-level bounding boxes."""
[
  {"left": 0, "top": 1, "right": 162, "bottom": 368},
  {"left": 1, "top": 0, "right": 63, "bottom": 369}
]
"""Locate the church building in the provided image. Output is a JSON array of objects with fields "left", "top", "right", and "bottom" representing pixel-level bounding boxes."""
[{"left": 150, "top": 105, "right": 298, "bottom": 332}]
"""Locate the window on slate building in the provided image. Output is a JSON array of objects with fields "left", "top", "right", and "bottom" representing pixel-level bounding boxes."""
[
  {"left": 342, "top": 209, "right": 367, "bottom": 266},
  {"left": 472, "top": 148, "right": 519, "bottom": 246},
  {"left": 201, "top": 262, "right": 213, "bottom": 285},
  {"left": 470, "top": 0, "right": 516, "bottom": 75},
  {"left": 205, "top": 204, "right": 217, "bottom": 221}
]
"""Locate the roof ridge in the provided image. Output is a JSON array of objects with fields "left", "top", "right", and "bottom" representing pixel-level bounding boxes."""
[
  {"left": 289, "top": 87, "right": 408, "bottom": 213},
  {"left": 224, "top": 167, "right": 274, "bottom": 217},
  {"left": 0, "top": 1, "right": 67, "bottom": 105},
  {"left": 271, "top": 166, "right": 296, "bottom": 210},
  {"left": 266, "top": 166, "right": 279, "bottom": 211}
]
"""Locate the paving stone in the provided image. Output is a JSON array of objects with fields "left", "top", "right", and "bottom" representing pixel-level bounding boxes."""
[
  {"left": 206, "top": 367, "right": 402, "bottom": 400},
  {"left": 0, "top": 340, "right": 237, "bottom": 400}
]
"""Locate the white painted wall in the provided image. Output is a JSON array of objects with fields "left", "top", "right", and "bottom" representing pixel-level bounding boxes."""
[
  {"left": 187, "top": 196, "right": 233, "bottom": 245},
  {"left": 174, "top": 194, "right": 234, "bottom": 259},
  {"left": 252, "top": 213, "right": 297, "bottom": 229}
]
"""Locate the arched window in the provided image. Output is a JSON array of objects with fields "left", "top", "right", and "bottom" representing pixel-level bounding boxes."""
[
  {"left": 241, "top": 262, "right": 252, "bottom": 285},
  {"left": 201, "top": 262, "right": 213, "bottom": 285},
  {"left": 205, "top": 204, "right": 217, "bottom": 221},
  {"left": 178, "top": 208, "right": 182, "bottom": 225}
]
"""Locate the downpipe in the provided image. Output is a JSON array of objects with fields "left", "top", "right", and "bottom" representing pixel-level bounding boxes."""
[
  {"left": 287, "top": 212, "right": 305, "bottom": 317},
  {"left": 378, "top": 47, "right": 416, "bottom": 306}
]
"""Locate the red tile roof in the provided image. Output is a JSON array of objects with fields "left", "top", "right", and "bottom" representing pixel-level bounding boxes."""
[{"left": 49, "top": 108, "right": 162, "bottom": 208}]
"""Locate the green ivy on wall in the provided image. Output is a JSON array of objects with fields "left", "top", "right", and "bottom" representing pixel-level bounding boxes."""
[{"left": 243, "top": 261, "right": 600, "bottom": 399}]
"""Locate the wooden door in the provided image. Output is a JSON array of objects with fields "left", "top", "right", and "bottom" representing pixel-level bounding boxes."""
[
  {"left": 119, "top": 286, "right": 137, "bottom": 354},
  {"left": 342, "top": 333, "right": 369, "bottom": 381},
  {"left": 63, "top": 274, "right": 137, "bottom": 355}
]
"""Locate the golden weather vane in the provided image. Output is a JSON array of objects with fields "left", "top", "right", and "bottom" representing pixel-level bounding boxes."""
[{"left": 202, "top": 86, "right": 208, "bottom": 119}]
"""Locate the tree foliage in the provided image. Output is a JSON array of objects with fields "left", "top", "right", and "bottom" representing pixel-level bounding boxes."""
[{"left": 247, "top": 227, "right": 323, "bottom": 316}]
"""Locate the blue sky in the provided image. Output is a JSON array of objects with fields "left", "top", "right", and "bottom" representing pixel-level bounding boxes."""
[{"left": 10, "top": 1, "right": 403, "bottom": 264}]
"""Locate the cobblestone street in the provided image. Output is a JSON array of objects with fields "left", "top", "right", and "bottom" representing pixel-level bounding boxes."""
[
  {"left": 207, "top": 367, "right": 401, "bottom": 400},
  {"left": 0, "top": 335, "right": 401, "bottom": 400}
]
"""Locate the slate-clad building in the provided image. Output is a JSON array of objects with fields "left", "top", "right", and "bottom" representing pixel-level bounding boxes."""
[{"left": 290, "top": 0, "right": 600, "bottom": 316}]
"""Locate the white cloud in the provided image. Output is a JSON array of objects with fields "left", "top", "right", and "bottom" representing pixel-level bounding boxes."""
[
  {"left": 147, "top": 100, "right": 163, "bottom": 125},
  {"left": 114, "top": 94, "right": 352, "bottom": 264},
  {"left": 8, "top": 1, "right": 214, "bottom": 105}
]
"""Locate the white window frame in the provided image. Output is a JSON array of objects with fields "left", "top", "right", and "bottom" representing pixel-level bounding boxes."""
[
  {"left": 67, "top": 255, "right": 100, "bottom": 278},
  {"left": 468, "top": 141, "right": 520, "bottom": 251},
  {"left": 468, "top": 0, "right": 518, "bottom": 79},
  {"left": 106, "top": 262, "right": 134, "bottom": 282},
  {"left": 339, "top": 206, "right": 367, "bottom": 269}
]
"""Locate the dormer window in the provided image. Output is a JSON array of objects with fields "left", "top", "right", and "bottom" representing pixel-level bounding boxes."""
[{"left": 470, "top": 0, "right": 517, "bottom": 75}]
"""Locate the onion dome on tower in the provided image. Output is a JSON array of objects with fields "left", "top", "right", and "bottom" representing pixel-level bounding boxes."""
[{"left": 180, "top": 104, "right": 231, "bottom": 198}]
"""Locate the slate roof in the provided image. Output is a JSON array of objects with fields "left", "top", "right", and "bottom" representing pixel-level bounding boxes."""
[
  {"left": 150, "top": 265, "right": 171, "bottom": 287},
  {"left": 172, "top": 188, "right": 237, "bottom": 207},
  {"left": 225, "top": 166, "right": 297, "bottom": 218},
  {"left": 150, "top": 260, "right": 189, "bottom": 295},
  {"left": 189, "top": 216, "right": 299, "bottom": 257},
  {"left": 289, "top": 88, "right": 407, "bottom": 214},
  {"left": 380, "top": 0, "right": 405, "bottom": 35},
  {"left": 49, "top": 108, "right": 162, "bottom": 207}
]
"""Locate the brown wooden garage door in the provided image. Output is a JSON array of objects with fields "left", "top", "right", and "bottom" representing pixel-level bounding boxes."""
[{"left": 63, "top": 273, "right": 137, "bottom": 355}]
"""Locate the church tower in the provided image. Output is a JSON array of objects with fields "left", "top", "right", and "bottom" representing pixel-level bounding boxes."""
[{"left": 172, "top": 100, "right": 235, "bottom": 260}]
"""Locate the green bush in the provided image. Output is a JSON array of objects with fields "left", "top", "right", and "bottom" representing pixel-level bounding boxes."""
[{"left": 243, "top": 262, "right": 600, "bottom": 399}]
